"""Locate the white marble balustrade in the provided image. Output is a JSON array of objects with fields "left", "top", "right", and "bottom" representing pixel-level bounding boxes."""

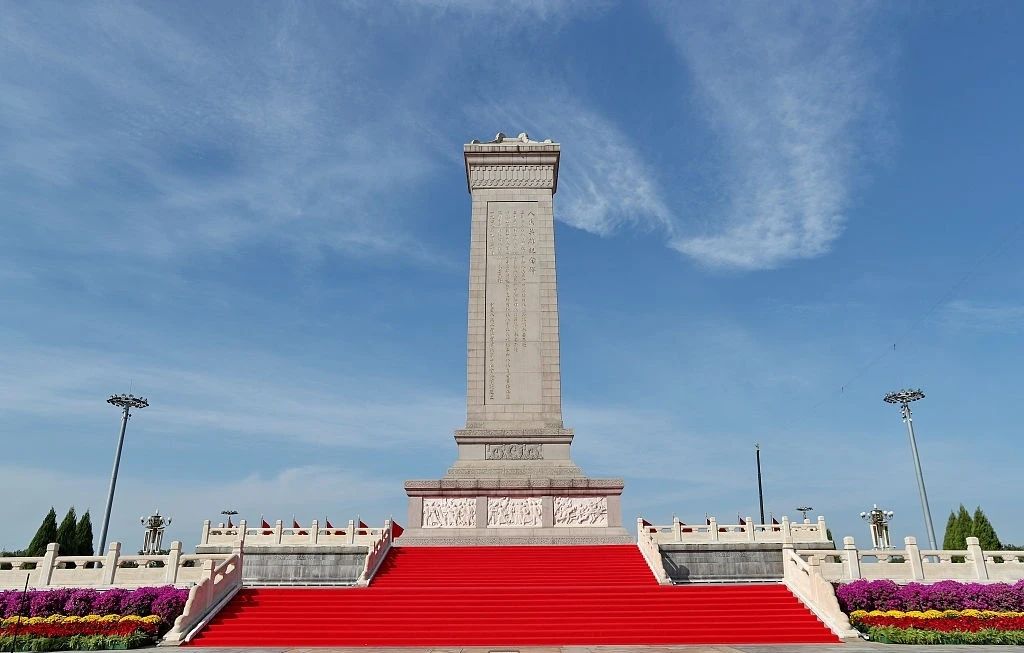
[
  {"left": 646, "top": 515, "right": 830, "bottom": 544},
  {"left": 199, "top": 519, "right": 389, "bottom": 547},
  {"left": 0, "top": 541, "right": 228, "bottom": 588},
  {"left": 796, "top": 536, "right": 1024, "bottom": 583}
]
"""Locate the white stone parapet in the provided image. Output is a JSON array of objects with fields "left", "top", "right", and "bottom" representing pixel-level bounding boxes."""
[
  {"left": 796, "top": 535, "right": 1024, "bottom": 583},
  {"left": 646, "top": 515, "right": 830, "bottom": 544},
  {"left": 0, "top": 541, "right": 229, "bottom": 589},
  {"left": 199, "top": 519, "right": 388, "bottom": 548}
]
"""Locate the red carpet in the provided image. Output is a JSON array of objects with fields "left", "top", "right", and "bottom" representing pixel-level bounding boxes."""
[{"left": 187, "top": 545, "right": 839, "bottom": 646}]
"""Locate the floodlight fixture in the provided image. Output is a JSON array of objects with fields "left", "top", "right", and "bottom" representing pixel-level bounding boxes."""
[
  {"left": 883, "top": 387, "right": 937, "bottom": 549},
  {"left": 98, "top": 393, "right": 150, "bottom": 552}
]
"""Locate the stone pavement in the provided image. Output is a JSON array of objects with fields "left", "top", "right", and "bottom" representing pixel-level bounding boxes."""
[{"left": 120, "top": 645, "right": 1023, "bottom": 653}]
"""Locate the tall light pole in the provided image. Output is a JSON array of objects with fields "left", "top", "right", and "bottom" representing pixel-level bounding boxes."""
[
  {"left": 884, "top": 388, "right": 937, "bottom": 550},
  {"left": 99, "top": 393, "right": 149, "bottom": 552}
]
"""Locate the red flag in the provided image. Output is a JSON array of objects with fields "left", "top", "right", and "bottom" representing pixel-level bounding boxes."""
[
  {"left": 226, "top": 516, "right": 233, "bottom": 527},
  {"left": 772, "top": 516, "right": 780, "bottom": 525},
  {"left": 293, "top": 519, "right": 301, "bottom": 529},
  {"left": 325, "top": 518, "right": 334, "bottom": 529},
  {"left": 358, "top": 520, "right": 368, "bottom": 529},
  {"left": 641, "top": 519, "right": 656, "bottom": 533},
  {"left": 738, "top": 514, "right": 745, "bottom": 524},
  {"left": 391, "top": 521, "right": 404, "bottom": 538},
  {"left": 261, "top": 519, "right": 271, "bottom": 529}
]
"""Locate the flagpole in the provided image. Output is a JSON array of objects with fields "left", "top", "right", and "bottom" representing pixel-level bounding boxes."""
[{"left": 755, "top": 443, "right": 765, "bottom": 524}]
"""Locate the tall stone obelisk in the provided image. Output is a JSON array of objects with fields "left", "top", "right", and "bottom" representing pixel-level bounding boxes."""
[{"left": 403, "top": 133, "right": 628, "bottom": 545}]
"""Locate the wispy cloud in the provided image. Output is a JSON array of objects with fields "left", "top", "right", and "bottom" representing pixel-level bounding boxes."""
[
  {"left": 943, "top": 300, "right": 1024, "bottom": 333},
  {"left": 654, "top": 2, "right": 890, "bottom": 270},
  {"left": 466, "top": 95, "right": 674, "bottom": 237}
]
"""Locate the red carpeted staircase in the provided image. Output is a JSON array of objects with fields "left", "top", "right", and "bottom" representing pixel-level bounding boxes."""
[{"left": 187, "top": 545, "right": 839, "bottom": 646}]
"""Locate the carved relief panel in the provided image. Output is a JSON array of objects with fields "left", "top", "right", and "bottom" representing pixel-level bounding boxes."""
[
  {"left": 422, "top": 498, "right": 476, "bottom": 528},
  {"left": 485, "top": 443, "right": 543, "bottom": 460},
  {"left": 486, "top": 497, "right": 543, "bottom": 528},
  {"left": 553, "top": 497, "right": 608, "bottom": 527}
]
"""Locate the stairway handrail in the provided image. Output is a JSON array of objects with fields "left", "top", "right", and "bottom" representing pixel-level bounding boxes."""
[
  {"left": 355, "top": 519, "right": 393, "bottom": 586},
  {"left": 781, "top": 544, "right": 859, "bottom": 640},
  {"left": 636, "top": 517, "right": 671, "bottom": 585},
  {"left": 160, "top": 546, "right": 243, "bottom": 646}
]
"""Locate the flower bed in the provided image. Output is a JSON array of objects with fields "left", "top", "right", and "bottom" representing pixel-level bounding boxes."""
[
  {"left": 838, "top": 580, "right": 1024, "bottom": 644},
  {"left": 0, "top": 587, "right": 188, "bottom": 651}
]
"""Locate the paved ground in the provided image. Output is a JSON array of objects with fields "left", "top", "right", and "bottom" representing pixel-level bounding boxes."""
[{"left": 116, "top": 645, "right": 1024, "bottom": 652}]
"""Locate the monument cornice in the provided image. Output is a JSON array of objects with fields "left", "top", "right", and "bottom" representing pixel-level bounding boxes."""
[
  {"left": 454, "top": 428, "right": 574, "bottom": 445},
  {"left": 463, "top": 132, "right": 560, "bottom": 193}
]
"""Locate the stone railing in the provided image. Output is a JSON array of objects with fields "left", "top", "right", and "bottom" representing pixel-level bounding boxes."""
[
  {"left": 355, "top": 520, "right": 394, "bottom": 586},
  {"left": 647, "top": 515, "right": 830, "bottom": 544},
  {"left": 161, "top": 548, "right": 242, "bottom": 646},
  {"left": 781, "top": 544, "right": 860, "bottom": 639},
  {"left": 200, "top": 519, "right": 386, "bottom": 547},
  {"left": 636, "top": 518, "right": 671, "bottom": 584},
  {"left": 0, "top": 542, "right": 228, "bottom": 589},
  {"left": 797, "top": 536, "right": 1024, "bottom": 583}
]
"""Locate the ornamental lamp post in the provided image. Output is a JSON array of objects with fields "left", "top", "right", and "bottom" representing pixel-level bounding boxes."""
[
  {"left": 883, "top": 388, "right": 938, "bottom": 550},
  {"left": 140, "top": 510, "right": 172, "bottom": 554},
  {"left": 796, "top": 506, "right": 813, "bottom": 523},
  {"left": 860, "top": 504, "right": 895, "bottom": 549},
  {"left": 99, "top": 393, "right": 149, "bottom": 552}
]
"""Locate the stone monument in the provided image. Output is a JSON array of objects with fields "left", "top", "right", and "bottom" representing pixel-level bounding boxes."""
[{"left": 402, "top": 133, "right": 629, "bottom": 544}]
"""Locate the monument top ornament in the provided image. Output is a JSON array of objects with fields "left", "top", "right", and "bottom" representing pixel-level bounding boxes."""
[{"left": 401, "top": 133, "right": 627, "bottom": 544}]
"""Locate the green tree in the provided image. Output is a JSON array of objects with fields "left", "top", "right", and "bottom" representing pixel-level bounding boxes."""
[
  {"left": 26, "top": 507, "right": 58, "bottom": 556},
  {"left": 972, "top": 506, "right": 1002, "bottom": 550},
  {"left": 954, "top": 504, "right": 973, "bottom": 548},
  {"left": 75, "top": 511, "right": 95, "bottom": 555},
  {"left": 942, "top": 510, "right": 959, "bottom": 550},
  {"left": 55, "top": 507, "right": 78, "bottom": 554}
]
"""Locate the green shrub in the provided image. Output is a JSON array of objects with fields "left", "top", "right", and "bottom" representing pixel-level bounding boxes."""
[{"left": 866, "top": 626, "right": 1024, "bottom": 645}]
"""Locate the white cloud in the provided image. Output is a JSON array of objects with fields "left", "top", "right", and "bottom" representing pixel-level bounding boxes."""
[
  {"left": 654, "top": 2, "right": 889, "bottom": 269},
  {"left": 467, "top": 96, "right": 674, "bottom": 237},
  {"left": 942, "top": 300, "right": 1024, "bottom": 333}
]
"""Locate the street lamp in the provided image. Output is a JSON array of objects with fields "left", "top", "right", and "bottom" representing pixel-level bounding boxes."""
[
  {"left": 860, "top": 504, "right": 895, "bottom": 549},
  {"left": 140, "top": 510, "right": 172, "bottom": 554},
  {"left": 796, "top": 506, "right": 813, "bottom": 523},
  {"left": 99, "top": 393, "right": 149, "bottom": 552},
  {"left": 884, "top": 388, "right": 937, "bottom": 550}
]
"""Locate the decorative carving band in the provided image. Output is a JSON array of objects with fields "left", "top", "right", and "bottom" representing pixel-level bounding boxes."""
[
  {"left": 469, "top": 165, "right": 554, "bottom": 189},
  {"left": 553, "top": 497, "right": 608, "bottom": 527},
  {"left": 485, "top": 443, "right": 543, "bottom": 460},
  {"left": 487, "top": 497, "right": 543, "bottom": 527},
  {"left": 422, "top": 498, "right": 476, "bottom": 528}
]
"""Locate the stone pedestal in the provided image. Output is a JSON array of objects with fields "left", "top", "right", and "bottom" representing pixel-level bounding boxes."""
[{"left": 402, "top": 134, "right": 628, "bottom": 545}]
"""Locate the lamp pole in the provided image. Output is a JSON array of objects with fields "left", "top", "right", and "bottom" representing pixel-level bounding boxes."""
[
  {"left": 99, "top": 393, "right": 149, "bottom": 552},
  {"left": 755, "top": 443, "right": 765, "bottom": 524},
  {"left": 860, "top": 504, "right": 895, "bottom": 549},
  {"left": 796, "top": 506, "right": 813, "bottom": 523},
  {"left": 884, "top": 388, "right": 937, "bottom": 550}
]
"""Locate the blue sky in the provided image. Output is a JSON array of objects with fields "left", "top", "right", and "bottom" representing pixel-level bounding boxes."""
[{"left": 2, "top": 1, "right": 1022, "bottom": 552}]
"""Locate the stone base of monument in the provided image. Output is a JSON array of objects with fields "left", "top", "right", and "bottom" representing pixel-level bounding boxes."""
[
  {"left": 660, "top": 542, "right": 837, "bottom": 583},
  {"left": 400, "top": 478, "right": 631, "bottom": 545}
]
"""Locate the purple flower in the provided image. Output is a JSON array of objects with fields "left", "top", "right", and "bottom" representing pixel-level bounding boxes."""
[
  {"left": 836, "top": 579, "right": 1024, "bottom": 612},
  {"left": 63, "top": 588, "right": 97, "bottom": 616},
  {"left": 150, "top": 587, "right": 189, "bottom": 626},
  {"left": 91, "top": 587, "right": 128, "bottom": 614},
  {"left": 29, "top": 587, "right": 72, "bottom": 617}
]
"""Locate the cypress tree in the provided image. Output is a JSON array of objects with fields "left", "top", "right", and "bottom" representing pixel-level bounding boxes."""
[
  {"left": 26, "top": 507, "right": 58, "bottom": 556},
  {"left": 75, "top": 511, "right": 95, "bottom": 555},
  {"left": 972, "top": 506, "right": 1002, "bottom": 550},
  {"left": 942, "top": 510, "right": 959, "bottom": 550},
  {"left": 954, "top": 504, "right": 973, "bottom": 548},
  {"left": 55, "top": 507, "right": 78, "bottom": 554}
]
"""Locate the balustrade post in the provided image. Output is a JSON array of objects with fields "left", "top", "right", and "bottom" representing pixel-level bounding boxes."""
[
  {"left": 100, "top": 542, "right": 120, "bottom": 585},
  {"left": 36, "top": 543, "right": 59, "bottom": 587},
  {"left": 781, "top": 516, "right": 793, "bottom": 546},
  {"left": 164, "top": 541, "right": 182, "bottom": 584},
  {"left": 200, "top": 520, "right": 211, "bottom": 545},
  {"left": 817, "top": 516, "right": 828, "bottom": 542},
  {"left": 200, "top": 559, "right": 215, "bottom": 607},
  {"left": 237, "top": 520, "right": 247, "bottom": 546},
  {"left": 843, "top": 536, "right": 861, "bottom": 580},
  {"left": 905, "top": 536, "right": 925, "bottom": 580},
  {"left": 310, "top": 519, "right": 319, "bottom": 544},
  {"left": 709, "top": 517, "right": 719, "bottom": 542},
  {"left": 746, "top": 516, "right": 755, "bottom": 542},
  {"left": 636, "top": 517, "right": 644, "bottom": 541},
  {"left": 672, "top": 516, "right": 681, "bottom": 542},
  {"left": 274, "top": 520, "right": 283, "bottom": 544},
  {"left": 966, "top": 536, "right": 988, "bottom": 580},
  {"left": 347, "top": 520, "right": 356, "bottom": 544}
]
